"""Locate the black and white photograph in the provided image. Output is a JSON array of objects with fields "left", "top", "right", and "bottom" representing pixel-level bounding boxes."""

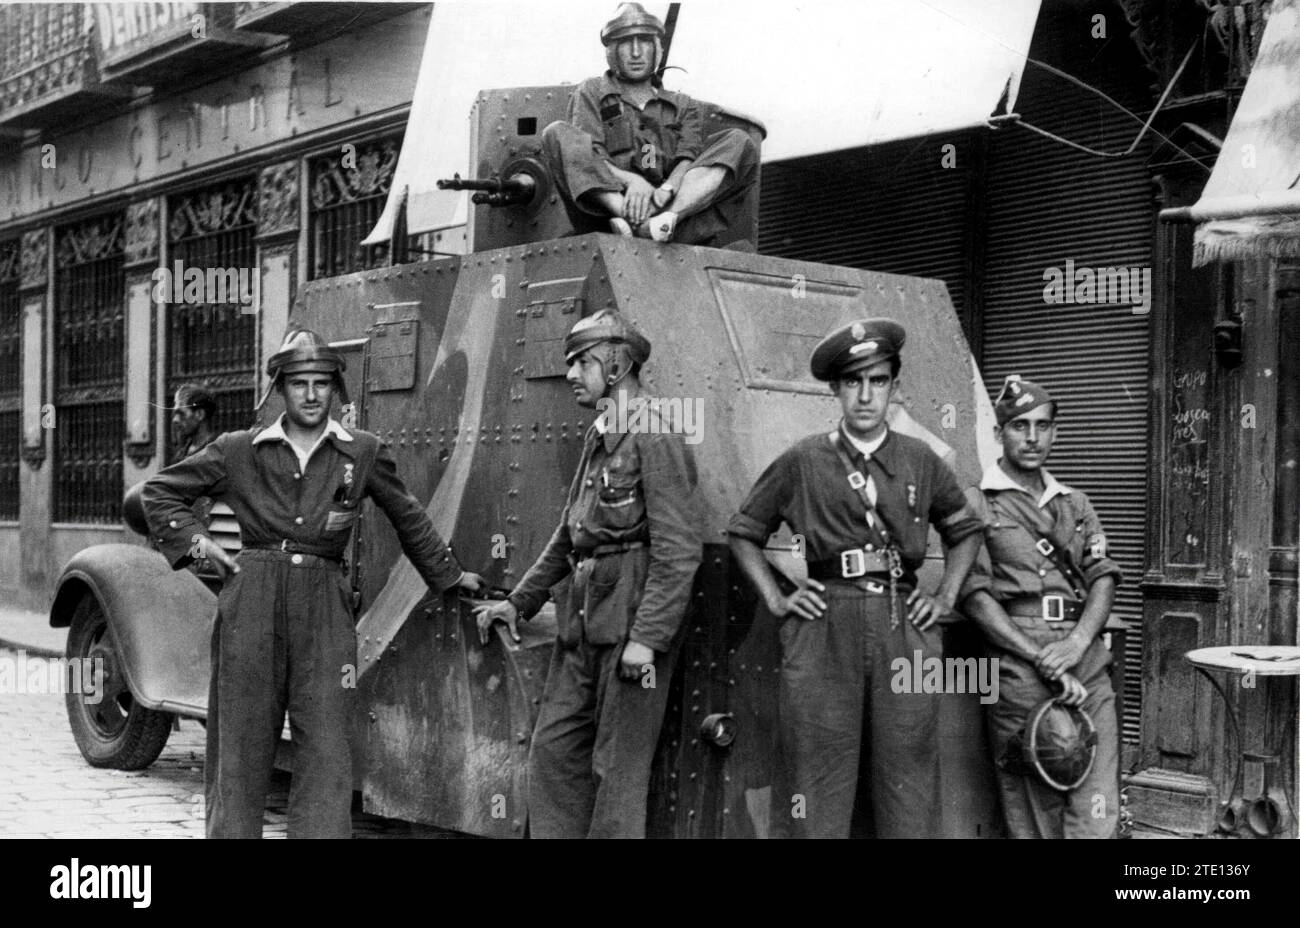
[{"left": 0, "top": 0, "right": 1294, "bottom": 884}]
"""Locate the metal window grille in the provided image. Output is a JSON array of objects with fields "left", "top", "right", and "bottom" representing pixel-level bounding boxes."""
[
  {"left": 308, "top": 134, "right": 401, "bottom": 279},
  {"left": 0, "top": 238, "right": 20, "bottom": 519},
  {"left": 53, "top": 214, "right": 125, "bottom": 524},
  {"left": 165, "top": 178, "right": 259, "bottom": 461}
]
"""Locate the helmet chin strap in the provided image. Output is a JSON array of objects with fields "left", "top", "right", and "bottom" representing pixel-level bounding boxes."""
[{"left": 595, "top": 342, "right": 631, "bottom": 396}]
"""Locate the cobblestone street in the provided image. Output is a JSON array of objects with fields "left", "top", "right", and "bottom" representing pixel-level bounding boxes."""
[{"left": 0, "top": 646, "right": 450, "bottom": 839}]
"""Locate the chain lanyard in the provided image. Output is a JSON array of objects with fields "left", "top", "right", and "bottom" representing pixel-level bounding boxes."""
[
  {"left": 886, "top": 548, "right": 904, "bottom": 629},
  {"left": 834, "top": 432, "right": 905, "bottom": 627}
]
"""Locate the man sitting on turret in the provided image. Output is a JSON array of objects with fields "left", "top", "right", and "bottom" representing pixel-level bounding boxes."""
[{"left": 541, "top": 3, "right": 759, "bottom": 245}]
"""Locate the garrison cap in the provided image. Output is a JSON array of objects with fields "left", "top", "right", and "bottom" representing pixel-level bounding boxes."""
[
  {"left": 601, "top": 3, "right": 664, "bottom": 44},
  {"left": 564, "top": 310, "right": 651, "bottom": 365},
  {"left": 809, "top": 317, "right": 906, "bottom": 381},
  {"left": 994, "top": 375, "right": 1057, "bottom": 426}
]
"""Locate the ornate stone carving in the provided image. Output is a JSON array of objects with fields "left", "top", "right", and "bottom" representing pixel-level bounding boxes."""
[
  {"left": 54, "top": 215, "right": 123, "bottom": 267},
  {"left": 310, "top": 137, "right": 399, "bottom": 208},
  {"left": 124, "top": 198, "right": 160, "bottom": 267},
  {"left": 257, "top": 161, "right": 300, "bottom": 238},
  {"left": 0, "top": 238, "right": 18, "bottom": 283},
  {"left": 19, "top": 228, "right": 47, "bottom": 290},
  {"left": 168, "top": 180, "right": 258, "bottom": 242}
]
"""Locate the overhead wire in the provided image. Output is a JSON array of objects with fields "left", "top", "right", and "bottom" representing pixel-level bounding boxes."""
[
  {"left": 1013, "top": 44, "right": 1210, "bottom": 166},
  {"left": 911, "top": 0, "right": 1216, "bottom": 169}
]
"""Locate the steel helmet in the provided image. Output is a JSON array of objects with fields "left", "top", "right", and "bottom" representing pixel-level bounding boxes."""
[
  {"left": 256, "top": 327, "right": 349, "bottom": 410},
  {"left": 563, "top": 310, "right": 651, "bottom": 366},
  {"left": 1020, "top": 697, "right": 1098, "bottom": 792},
  {"left": 600, "top": 3, "right": 664, "bottom": 44},
  {"left": 601, "top": 3, "right": 664, "bottom": 78}
]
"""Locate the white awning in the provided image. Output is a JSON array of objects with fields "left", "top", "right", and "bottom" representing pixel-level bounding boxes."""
[
  {"left": 365, "top": 0, "right": 1040, "bottom": 244},
  {"left": 1187, "top": 0, "right": 1300, "bottom": 265}
]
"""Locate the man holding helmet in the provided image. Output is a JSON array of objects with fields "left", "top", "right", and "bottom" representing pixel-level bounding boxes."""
[
  {"left": 142, "top": 327, "right": 484, "bottom": 838},
  {"left": 540, "top": 3, "right": 758, "bottom": 244},
  {"left": 474, "top": 309, "right": 702, "bottom": 838},
  {"left": 960, "top": 376, "right": 1121, "bottom": 838}
]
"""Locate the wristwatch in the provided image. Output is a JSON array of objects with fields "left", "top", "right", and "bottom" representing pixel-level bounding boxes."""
[{"left": 657, "top": 182, "right": 675, "bottom": 197}]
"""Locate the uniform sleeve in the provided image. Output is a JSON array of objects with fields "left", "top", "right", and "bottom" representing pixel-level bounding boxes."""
[
  {"left": 957, "top": 489, "right": 994, "bottom": 604},
  {"left": 141, "top": 434, "right": 231, "bottom": 570},
  {"left": 629, "top": 433, "right": 703, "bottom": 652},
  {"left": 507, "top": 515, "right": 576, "bottom": 621},
  {"left": 670, "top": 93, "right": 704, "bottom": 165},
  {"left": 726, "top": 450, "right": 795, "bottom": 545},
  {"left": 364, "top": 441, "right": 464, "bottom": 592},
  {"left": 1076, "top": 495, "right": 1123, "bottom": 589},
  {"left": 567, "top": 79, "right": 609, "bottom": 159},
  {"left": 926, "top": 451, "right": 983, "bottom": 546}
]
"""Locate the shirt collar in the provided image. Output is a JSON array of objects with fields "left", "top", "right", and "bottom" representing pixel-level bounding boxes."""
[
  {"left": 833, "top": 423, "right": 897, "bottom": 477},
  {"left": 253, "top": 414, "right": 355, "bottom": 455},
  {"left": 979, "top": 461, "right": 1071, "bottom": 507},
  {"left": 596, "top": 70, "right": 681, "bottom": 111},
  {"left": 591, "top": 407, "right": 634, "bottom": 455}
]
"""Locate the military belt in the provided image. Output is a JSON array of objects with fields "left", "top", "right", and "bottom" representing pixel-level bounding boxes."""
[
  {"left": 571, "top": 540, "right": 647, "bottom": 564},
  {"left": 1001, "top": 594, "right": 1082, "bottom": 623},
  {"left": 807, "top": 547, "right": 894, "bottom": 579},
  {"left": 245, "top": 540, "right": 344, "bottom": 564}
]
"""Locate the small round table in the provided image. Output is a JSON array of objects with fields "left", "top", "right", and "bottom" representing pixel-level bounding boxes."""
[{"left": 1185, "top": 646, "right": 1300, "bottom": 837}]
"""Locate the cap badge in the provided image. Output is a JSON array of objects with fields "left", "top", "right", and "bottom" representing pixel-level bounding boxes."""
[
  {"left": 1015, "top": 393, "right": 1034, "bottom": 407},
  {"left": 851, "top": 322, "right": 866, "bottom": 341}
]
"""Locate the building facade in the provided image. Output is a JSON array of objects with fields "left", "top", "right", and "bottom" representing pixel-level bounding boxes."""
[
  {"left": 0, "top": 2, "right": 437, "bottom": 610},
  {"left": 1, "top": 0, "right": 1292, "bottom": 837}
]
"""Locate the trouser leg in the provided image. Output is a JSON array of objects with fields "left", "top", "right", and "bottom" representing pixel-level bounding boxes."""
[
  {"left": 1063, "top": 644, "right": 1119, "bottom": 838},
  {"left": 778, "top": 593, "right": 866, "bottom": 838},
  {"left": 586, "top": 634, "right": 682, "bottom": 838},
  {"left": 285, "top": 565, "right": 357, "bottom": 839},
  {"left": 987, "top": 647, "right": 1064, "bottom": 838},
  {"left": 205, "top": 563, "right": 285, "bottom": 839},
  {"left": 673, "top": 128, "right": 760, "bottom": 245},
  {"left": 528, "top": 642, "right": 599, "bottom": 838},
  {"left": 541, "top": 120, "right": 624, "bottom": 232},
  {"left": 987, "top": 627, "right": 1118, "bottom": 839},
  {"left": 865, "top": 597, "right": 943, "bottom": 838}
]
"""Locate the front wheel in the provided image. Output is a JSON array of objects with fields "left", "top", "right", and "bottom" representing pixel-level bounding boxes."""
[{"left": 65, "top": 594, "right": 173, "bottom": 769}]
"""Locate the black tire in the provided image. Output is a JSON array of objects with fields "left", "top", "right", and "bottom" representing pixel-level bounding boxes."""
[{"left": 65, "top": 594, "right": 174, "bottom": 770}]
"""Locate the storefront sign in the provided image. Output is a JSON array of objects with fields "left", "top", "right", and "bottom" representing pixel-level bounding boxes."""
[
  {"left": 96, "top": 2, "right": 201, "bottom": 64},
  {"left": 0, "top": 9, "right": 425, "bottom": 223}
]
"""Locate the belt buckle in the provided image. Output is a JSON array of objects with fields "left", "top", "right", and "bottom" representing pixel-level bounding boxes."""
[
  {"left": 1043, "top": 594, "right": 1065, "bottom": 622},
  {"left": 864, "top": 580, "right": 885, "bottom": 594},
  {"left": 1035, "top": 538, "right": 1055, "bottom": 557},
  {"left": 840, "top": 548, "right": 866, "bottom": 579},
  {"left": 280, "top": 539, "right": 290, "bottom": 552}
]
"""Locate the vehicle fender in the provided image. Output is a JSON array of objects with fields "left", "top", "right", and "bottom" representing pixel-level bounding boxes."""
[{"left": 51, "top": 543, "right": 215, "bottom": 717}]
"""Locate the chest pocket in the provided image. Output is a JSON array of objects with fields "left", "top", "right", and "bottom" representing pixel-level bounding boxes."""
[
  {"left": 603, "top": 111, "right": 635, "bottom": 156},
  {"left": 593, "top": 457, "right": 644, "bottom": 532},
  {"left": 984, "top": 499, "right": 1044, "bottom": 561},
  {"left": 325, "top": 500, "right": 360, "bottom": 533}
]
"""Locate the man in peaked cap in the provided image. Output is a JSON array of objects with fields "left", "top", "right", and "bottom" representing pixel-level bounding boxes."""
[
  {"left": 143, "top": 327, "right": 484, "bottom": 838},
  {"left": 474, "top": 309, "right": 702, "bottom": 838},
  {"left": 539, "top": 3, "right": 759, "bottom": 244},
  {"left": 727, "top": 318, "right": 983, "bottom": 838},
  {"left": 959, "top": 375, "right": 1121, "bottom": 838}
]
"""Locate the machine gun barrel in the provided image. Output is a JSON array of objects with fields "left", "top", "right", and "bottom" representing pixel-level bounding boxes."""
[{"left": 436, "top": 172, "right": 537, "bottom": 207}]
